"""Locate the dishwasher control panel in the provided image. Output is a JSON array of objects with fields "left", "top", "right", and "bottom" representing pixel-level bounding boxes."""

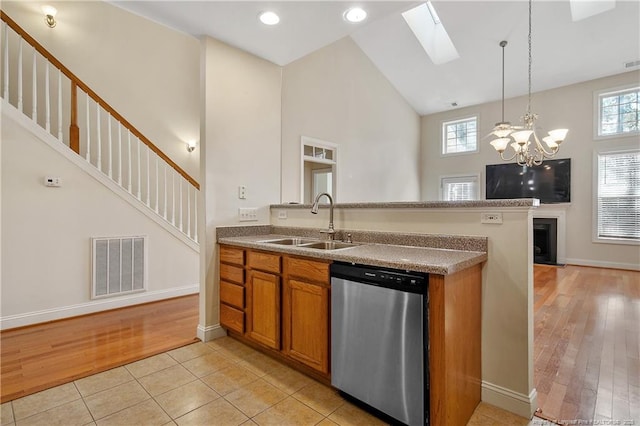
[{"left": 331, "top": 262, "right": 428, "bottom": 294}]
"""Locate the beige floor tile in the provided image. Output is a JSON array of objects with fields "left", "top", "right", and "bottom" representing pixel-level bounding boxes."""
[
  {"left": 137, "top": 364, "right": 197, "bottom": 397},
  {"left": 181, "top": 351, "right": 234, "bottom": 378},
  {"left": 474, "top": 402, "right": 530, "bottom": 425},
  {"left": 207, "top": 338, "right": 256, "bottom": 362},
  {"left": 316, "top": 419, "right": 339, "bottom": 426},
  {"left": 224, "top": 378, "right": 288, "bottom": 418},
  {"left": 12, "top": 383, "right": 81, "bottom": 420},
  {"left": 15, "top": 399, "right": 92, "bottom": 426},
  {"left": 84, "top": 380, "right": 150, "bottom": 420},
  {"left": 96, "top": 399, "right": 170, "bottom": 426},
  {"left": 174, "top": 397, "right": 248, "bottom": 426},
  {"left": 262, "top": 364, "right": 314, "bottom": 395},
  {"left": 201, "top": 364, "right": 259, "bottom": 396},
  {"left": 154, "top": 380, "right": 220, "bottom": 419},
  {"left": 235, "top": 352, "right": 283, "bottom": 378},
  {"left": 1, "top": 402, "right": 14, "bottom": 425},
  {"left": 125, "top": 353, "right": 178, "bottom": 379},
  {"left": 292, "top": 381, "right": 344, "bottom": 417},
  {"left": 466, "top": 412, "right": 502, "bottom": 426},
  {"left": 74, "top": 367, "right": 134, "bottom": 397},
  {"left": 167, "top": 342, "right": 215, "bottom": 364},
  {"left": 327, "top": 402, "right": 387, "bottom": 426},
  {"left": 252, "top": 396, "right": 324, "bottom": 426}
]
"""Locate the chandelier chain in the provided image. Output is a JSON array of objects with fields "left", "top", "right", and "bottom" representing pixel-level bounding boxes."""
[{"left": 528, "top": 0, "right": 532, "bottom": 115}]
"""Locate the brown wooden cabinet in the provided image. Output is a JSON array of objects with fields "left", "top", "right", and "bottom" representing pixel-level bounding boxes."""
[
  {"left": 282, "top": 257, "right": 330, "bottom": 374},
  {"left": 219, "top": 246, "right": 245, "bottom": 334},
  {"left": 246, "top": 269, "right": 281, "bottom": 349}
]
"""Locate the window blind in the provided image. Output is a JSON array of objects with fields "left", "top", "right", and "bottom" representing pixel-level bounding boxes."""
[
  {"left": 597, "top": 151, "right": 640, "bottom": 241},
  {"left": 442, "top": 175, "right": 478, "bottom": 201}
]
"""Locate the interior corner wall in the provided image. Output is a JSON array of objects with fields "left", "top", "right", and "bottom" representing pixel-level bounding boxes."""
[
  {"left": 421, "top": 70, "right": 640, "bottom": 270},
  {"left": 1, "top": 112, "right": 199, "bottom": 328},
  {"left": 1, "top": 1, "right": 201, "bottom": 179},
  {"left": 281, "top": 36, "right": 421, "bottom": 204},
  {"left": 200, "top": 37, "right": 282, "bottom": 335}
]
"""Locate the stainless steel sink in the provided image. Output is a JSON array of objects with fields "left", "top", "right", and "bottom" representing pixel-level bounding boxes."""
[
  {"left": 258, "top": 237, "right": 319, "bottom": 246},
  {"left": 299, "top": 241, "right": 359, "bottom": 250}
]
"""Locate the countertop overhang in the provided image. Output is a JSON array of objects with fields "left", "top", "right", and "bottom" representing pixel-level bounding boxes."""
[{"left": 218, "top": 233, "right": 487, "bottom": 275}]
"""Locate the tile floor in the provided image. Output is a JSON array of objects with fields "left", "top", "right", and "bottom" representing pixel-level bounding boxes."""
[{"left": 0, "top": 336, "right": 550, "bottom": 426}]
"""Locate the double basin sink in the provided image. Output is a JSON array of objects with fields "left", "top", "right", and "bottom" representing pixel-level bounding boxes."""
[{"left": 258, "top": 237, "right": 359, "bottom": 251}]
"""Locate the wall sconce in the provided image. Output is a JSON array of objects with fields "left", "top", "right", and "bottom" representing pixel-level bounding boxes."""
[
  {"left": 42, "top": 5, "right": 57, "bottom": 28},
  {"left": 186, "top": 141, "right": 197, "bottom": 153}
]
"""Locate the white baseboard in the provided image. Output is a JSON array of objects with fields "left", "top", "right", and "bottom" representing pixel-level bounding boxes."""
[
  {"left": 197, "top": 324, "right": 227, "bottom": 342},
  {"left": 482, "top": 381, "right": 537, "bottom": 419},
  {"left": 565, "top": 258, "right": 640, "bottom": 271},
  {"left": 0, "top": 285, "right": 199, "bottom": 330}
]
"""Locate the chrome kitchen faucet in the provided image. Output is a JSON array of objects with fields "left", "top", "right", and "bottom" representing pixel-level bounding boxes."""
[{"left": 311, "top": 192, "right": 335, "bottom": 240}]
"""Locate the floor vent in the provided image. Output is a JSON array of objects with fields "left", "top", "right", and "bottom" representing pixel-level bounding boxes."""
[{"left": 92, "top": 236, "right": 147, "bottom": 299}]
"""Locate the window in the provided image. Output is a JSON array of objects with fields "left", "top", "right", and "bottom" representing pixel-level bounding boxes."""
[
  {"left": 440, "top": 174, "right": 480, "bottom": 201},
  {"left": 595, "top": 150, "right": 640, "bottom": 243},
  {"left": 597, "top": 87, "right": 639, "bottom": 137},
  {"left": 442, "top": 117, "right": 478, "bottom": 155}
]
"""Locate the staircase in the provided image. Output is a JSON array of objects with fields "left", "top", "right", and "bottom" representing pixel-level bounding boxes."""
[{"left": 1, "top": 12, "right": 199, "bottom": 245}]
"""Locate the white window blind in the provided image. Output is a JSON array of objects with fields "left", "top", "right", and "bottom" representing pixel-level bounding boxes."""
[
  {"left": 598, "top": 87, "right": 639, "bottom": 137},
  {"left": 441, "top": 175, "right": 479, "bottom": 201},
  {"left": 597, "top": 151, "right": 640, "bottom": 241},
  {"left": 442, "top": 117, "right": 478, "bottom": 155}
]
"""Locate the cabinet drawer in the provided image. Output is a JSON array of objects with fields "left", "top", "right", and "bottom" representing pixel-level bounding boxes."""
[
  {"left": 220, "top": 246, "right": 245, "bottom": 266},
  {"left": 285, "top": 257, "right": 329, "bottom": 284},
  {"left": 220, "top": 304, "right": 244, "bottom": 334},
  {"left": 220, "top": 281, "right": 244, "bottom": 309},
  {"left": 220, "top": 263, "right": 244, "bottom": 285},
  {"left": 248, "top": 251, "right": 281, "bottom": 274}
]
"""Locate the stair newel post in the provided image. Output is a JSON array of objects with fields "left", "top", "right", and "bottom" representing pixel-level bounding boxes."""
[
  {"left": 107, "top": 112, "right": 113, "bottom": 179},
  {"left": 69, "top": 81, "right": 80, "bottom": 153},
  {"left": 31, "top": 49, "right": 36, "bottom": 122},
  {"left": 85, "top": 93, "right": 91, "bottom": 162},
  {"left": 45, "top": 62, "right": 50, "bottom": 132},
  {"left": 3, "top": 22, "right": 8, "bottom": 101},
  {"left": 96, "top": 105, "right": 102, "bottom": 171},
  {"left": 17, "top": 37, "right": 22, "bottom": 111},
  {"left": 57, "top": 69, "right": 63, "bottom": 141}
]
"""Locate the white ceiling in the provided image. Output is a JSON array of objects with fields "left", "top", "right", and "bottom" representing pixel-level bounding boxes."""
[{"left": 111, "top": 0, "right": 640, "bottom": 115}]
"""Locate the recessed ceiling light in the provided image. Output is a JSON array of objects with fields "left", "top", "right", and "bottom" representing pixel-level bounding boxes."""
[
  {"left": 259, "top": 11, "right": 280, "bottom": 25},
  {"left": 344, "top": 7, "right": 367, "bottom": 23}
]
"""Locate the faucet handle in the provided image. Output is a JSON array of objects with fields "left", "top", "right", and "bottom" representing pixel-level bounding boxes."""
[{"left": 344, "top": 233, "right": 352, "bottom": 243}]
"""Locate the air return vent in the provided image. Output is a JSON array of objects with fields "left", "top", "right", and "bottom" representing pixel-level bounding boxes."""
[{"left": 92, "top": 236, "right": 147, "bottom": 299}]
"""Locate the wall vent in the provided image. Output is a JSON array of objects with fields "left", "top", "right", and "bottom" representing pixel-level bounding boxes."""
[
  {"left": 92, "top": 236, "right": 147, "bottom": 299},
  {"left": 625, "top": 60, "right": 640, "bottom": 69}
]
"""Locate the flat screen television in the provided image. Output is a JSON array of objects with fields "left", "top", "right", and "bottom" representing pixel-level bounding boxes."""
[{"left": 485, "top": 158, "right": 571, "bottom": 204}]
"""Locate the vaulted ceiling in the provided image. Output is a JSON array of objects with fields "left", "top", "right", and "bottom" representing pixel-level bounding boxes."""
[{"left": 111, "top": 1, "right": 640, "bottom": 115}]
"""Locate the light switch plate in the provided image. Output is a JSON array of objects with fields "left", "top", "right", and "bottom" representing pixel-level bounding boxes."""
[{"left": 239, "top": 207, "right": 258, "bottom": 221}]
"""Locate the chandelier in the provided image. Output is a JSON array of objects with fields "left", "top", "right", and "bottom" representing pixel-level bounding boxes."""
[{"left": 487, "top": 0, "right": 568, "bottom": 167}]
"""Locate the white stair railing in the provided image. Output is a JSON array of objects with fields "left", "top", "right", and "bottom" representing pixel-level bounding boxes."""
[{"left": 1, "top": 13, "right": 199, "bottom": 243}]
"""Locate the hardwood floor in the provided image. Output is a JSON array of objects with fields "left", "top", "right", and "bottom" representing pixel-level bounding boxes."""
[
  {"left": 534, "top": 264, "right": 640, "bottom": 423},
  {"left": 0, "top": 295, "right": 199, "bottom": 403}
]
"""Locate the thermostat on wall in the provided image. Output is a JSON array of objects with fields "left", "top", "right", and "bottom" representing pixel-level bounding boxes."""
[{"left": 44, "top": 176, "right": 62, "bottom": 187}]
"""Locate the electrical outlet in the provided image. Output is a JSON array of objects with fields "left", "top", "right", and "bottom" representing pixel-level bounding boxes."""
[
  {"left": 238, "top": 185, "right": 247, "bottom": 199},
  {"left": 481, "top": 212, "right": 503, "bottom": 224},
  {"left": 238, "top": 207, "right": 258, "bottom": 222},
  {"left": 278, "top": 211, "right": 287, "bottom": 220}
]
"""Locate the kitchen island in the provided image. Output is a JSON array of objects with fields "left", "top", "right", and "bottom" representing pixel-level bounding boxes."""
[{"left": 217, "top": 225, "right": 486, "bottom": 425}]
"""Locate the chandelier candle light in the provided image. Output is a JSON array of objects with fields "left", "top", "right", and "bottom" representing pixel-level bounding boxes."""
[{"left": 487, "top": 0, "right": 568, "bottom": 166}]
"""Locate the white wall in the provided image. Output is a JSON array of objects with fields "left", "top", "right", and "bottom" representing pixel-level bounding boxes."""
[
  {"left": 1, "top": 110, "right": 199, "bottom": 328},
  {"left": 421, "top": 71, "right": 640, "bottom": 270},
  {"left": 199, "top": 37, "right": 282, "bottom": 339},
  {"left": 272, "top": 205, "right": 537, "bottom": 418},
  {"left": 281, "top": 37, "right": 421, "bottom": 204},
  {"left": 1, "top": 1, "right": 200, "bottom": 179}
]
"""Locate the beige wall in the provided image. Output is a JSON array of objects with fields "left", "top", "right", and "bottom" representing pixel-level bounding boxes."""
[
  {"left": 421, "top": 71, "right": 640, "bottom": 270},
  {"left": 199, "top": 37, "right": 282, "bottom": 338},
  {"left": 1, "top": 1, "right": 200, "bottom": 179},
  {"left": 1, "top": 110, "right": 199, "bottom": 328},
  {"left": 272, "top": 205, "right": 537, "bottom": 417},
  {"left": 281, "top": 37, "right": 421, "bottom": 204}
]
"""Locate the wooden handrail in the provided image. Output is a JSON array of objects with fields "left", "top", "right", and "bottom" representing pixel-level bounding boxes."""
[{"left": 1, "top": 11, "right": 199, "bottom": 190}]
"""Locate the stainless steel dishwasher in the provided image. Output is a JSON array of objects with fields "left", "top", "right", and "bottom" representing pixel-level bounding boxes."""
[{"left": 331, "top": 262, "right": 429, "bottom": 426}]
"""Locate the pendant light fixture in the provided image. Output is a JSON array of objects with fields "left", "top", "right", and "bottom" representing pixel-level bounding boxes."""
[{"left": 487, "top": 0, "right": 568, "bottom": 166}]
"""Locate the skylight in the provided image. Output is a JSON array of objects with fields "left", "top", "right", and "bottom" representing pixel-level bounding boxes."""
[
  {"left": 570, "top": 0, "right": 616, "bottom": 21},
  {"left": 402, "top": 2, "right": 459, "bottom": 65}
]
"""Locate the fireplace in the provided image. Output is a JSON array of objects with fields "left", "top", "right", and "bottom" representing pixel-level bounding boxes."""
[{"left": 533, "top": 218, "right": 558, "bottom": 265}]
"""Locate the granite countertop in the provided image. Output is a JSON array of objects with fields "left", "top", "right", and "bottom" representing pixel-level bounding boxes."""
[{"left": 217, "top": 233, "right": 487, "bottom": 275}]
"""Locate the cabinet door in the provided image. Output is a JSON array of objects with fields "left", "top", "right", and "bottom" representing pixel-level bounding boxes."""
[
  {"left": 283, "top": 278, "right": 329, "bottom": 374},
  {"left": 246, "top": 270, "right": 281, "bottom": 349}
]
